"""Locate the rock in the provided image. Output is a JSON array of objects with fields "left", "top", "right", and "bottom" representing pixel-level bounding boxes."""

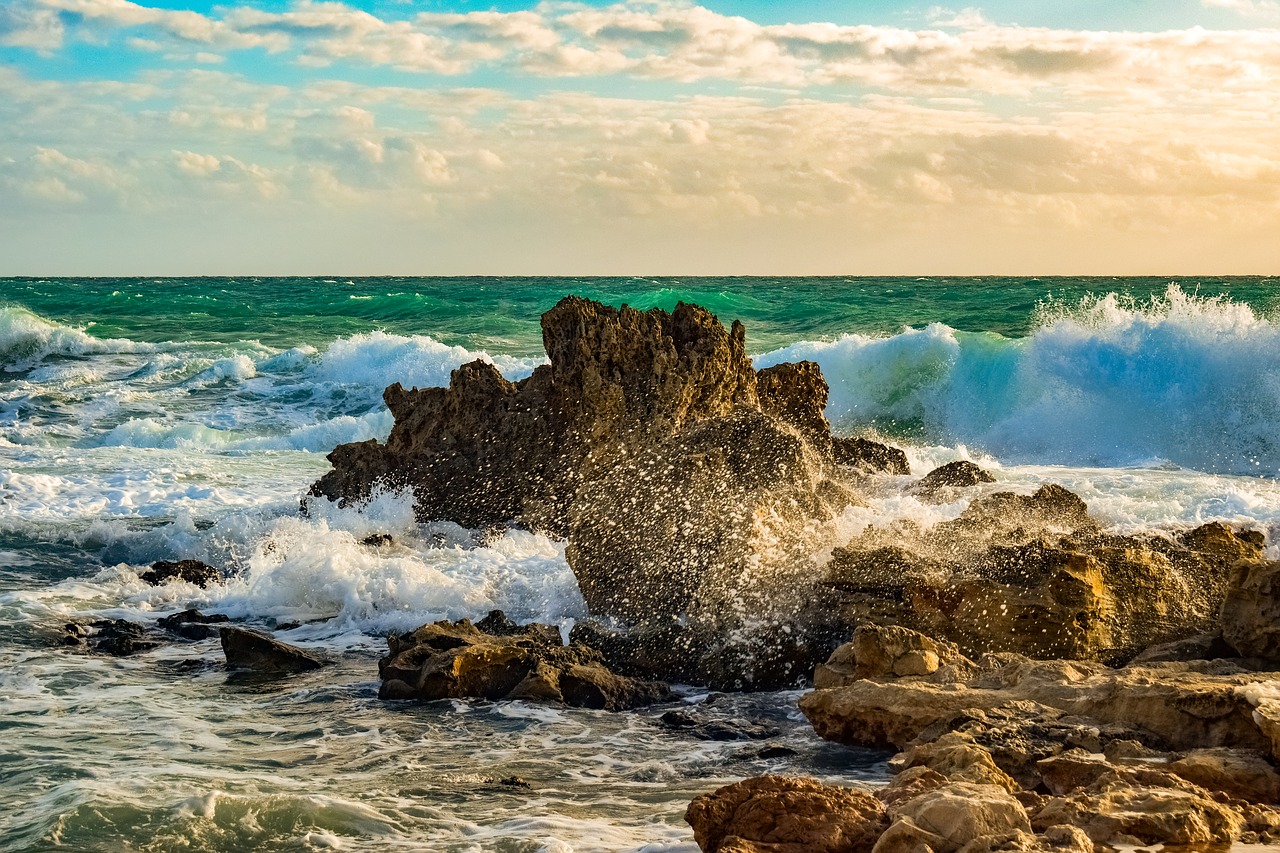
[
  {"left": 157, "top": 608, "right": 230, "bottom": 641},
  {"left": 833, "top": 437, "right": 911, "bottom": 475},
  {"left": 378, "top": 617, "right": 672, "bottom": 710},
  {"left": 220, "top": 626, "right": 327, "bottom": 674},
  {"left": 801, "top": 657, "right": 1278, "bottom": 755},
  {"left": 360, "top": 533, "right": 394, "bottom": 547},
  {"left": 1221, "top": 560, "right": 1280, "bottom": 660},
  {"left": 685, "top": 775, "right": 887, "bottom": 853},
  {"left": 310, "top": 298, "right": 895, "bottom": 676},
  {"left": 658, "top": 710, "right": 781, "bottom": 741},
  {"left": 931, "top": 485, "right": 1096, "bottom": 546},
  {"left": 1031, "top": 775, "right": 1244, "bottom": 845},
  {"left": 888, "top": 783, "right": 1031, "bottom": 853},
  {"left": 139, "top": 559, "right": 220, "bottom": 587},
  {"left": 908, "top": 461, "right": 995, "bottom": 503},
  {"left": 1130, "top": 632, "right": 1236, "bottom": 663},
  {"left": 815, "top": 625, "right": 975, "bottom": 688},
  {"left": 1035, "top": 750, "right": 1112, "bottom": 795},
  {"left": 1168, "top": 748, "right": 1280, "bottom": 804},
  {"left": 68, "top": 619, "right": 161, "bottom": 656}
]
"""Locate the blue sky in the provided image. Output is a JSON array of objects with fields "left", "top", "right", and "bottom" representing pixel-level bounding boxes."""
[{"left": 1, "top": 0, "right": 1278, "bottom": 273}]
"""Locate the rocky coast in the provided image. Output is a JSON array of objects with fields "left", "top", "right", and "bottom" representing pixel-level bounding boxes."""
[{"left": 299, "top": 296, "right": 1280, "bottom": 850}]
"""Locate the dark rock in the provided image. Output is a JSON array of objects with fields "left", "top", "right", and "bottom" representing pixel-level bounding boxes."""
[
  {"left": 475, "top": 609, "right": 522, "bottom": 636},
  {"left": 219, "top": 626, "right": 328, "bottom": 674},
  {"left": 140, "top": 559, "right": 221, "bottom": 588},
  {"left": 83, "top": 619, "right": 160, "bottom": 656},
  {"left": 658, "top": 709, "right": 782, "bottom": 741},
  {"left": 499, "top": 776, "right": 531, "bottom": 789},
  {"left": 360, "top": 533, "right": 394, "bottom": 547},
  {"left": 158, "top": 609, "right": 230, "bottom": 641},
  {"left": 310, "top": 298, "right": 902, "bottom": 683},
  {"left": 909, "top": 460, "right": 995, "bottom": 502},
  {"left": 832, "top": 436, "right": 910, "bottom": 474},
  {"left": 379, "top": 617, "right": 673, "bottom": 710}
]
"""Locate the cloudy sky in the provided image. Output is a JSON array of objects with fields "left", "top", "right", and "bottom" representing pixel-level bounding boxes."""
[{"left": 2, "top": 0, "right": 1278, "bottom": 274}]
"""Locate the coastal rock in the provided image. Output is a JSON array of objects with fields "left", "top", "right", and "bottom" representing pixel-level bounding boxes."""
[
  {"left": 684, "top": 775, "right": 887, "bottom": 853},
  {"left": 814, "top": 625, "right": 974, "bottom": 688},
  {"left": 832, "top": 437, "right": 911, "bottom": 475},
  {"left": 139, "top": 559, "right": 220, "bottom": 587},
  {"left": 1221, "top": 559, "right": 1280, "bottom": 660},
  {"left": 378, "top": 615, "right": 672, "bottom": 710},
  {"left": 908, "top": 461, "right": 995, "bottom": 503},
  {"left": 888, "top": 782, "right": 1031, "bottom": 853},
  {"left": 157, "top": 608, "right": 230, "bottom": 640},
  {"left": 220, "top": 626, "right": 328, "bottom": 674},
  {"left": 65, "top": 618, "right": 161, "bottom": 656},
  {"left": 658, "top": 709, "right": 781, "bottom": 741},
  {"left": 311, "top": 298, "right": 899, "bottom": 658}
]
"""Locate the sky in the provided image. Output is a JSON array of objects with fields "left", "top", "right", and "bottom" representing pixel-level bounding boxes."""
[{"left": 1, "top": 0, "right": 1278, "bottom": 274}]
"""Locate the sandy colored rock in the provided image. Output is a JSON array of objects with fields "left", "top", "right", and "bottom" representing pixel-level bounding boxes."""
[
  {"left": 685, "top": 775, "right": 887, "bottom": 853},
  {"left": 1168, "top": 747, "right": 1280, "bottom": 803},
  {"left": 1221, "top": 559, "right": 1280, "bottom": 661},
  {"left": 1032, "top": 777, "right": 1244, "bottom": 845},
  {"left": 889, "top": 782, "right": 1031, "bottom": 853},
  {"left": 815, "top": 625, "right": 975, "bottom": 688}
]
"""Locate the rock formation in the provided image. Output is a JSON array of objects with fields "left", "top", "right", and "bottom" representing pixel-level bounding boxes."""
[
  {"left": 378, "top": 613, "right": 673, "bottom": 710},
  {"left": 220, "top": 626, "right": 328, "bottom": 674},
  {"left": 686, "top": 622, "right": 1280, "bottom": 852},
  {"left": 312, "top": 298, "right": 904, "bottom": 683}
]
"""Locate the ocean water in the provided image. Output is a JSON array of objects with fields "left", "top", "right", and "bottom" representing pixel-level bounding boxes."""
[{"left": 2, "top": 276, "right": 1279, "bottom": 851}]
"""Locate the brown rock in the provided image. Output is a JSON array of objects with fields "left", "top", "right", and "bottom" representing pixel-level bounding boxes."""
[
  {"left": 889, "top": 782, "right": 1031, "bottom": 853},
  {"left": 377, "top": 616, "right": 672, "bottom": 710},
  {"left": 685, "top": 775, "right": 887, "bottom": 853},
  {"left": 1221, "top": 560, "right": 1280, "bottom": 661},
  {"left": 832, "top": 437, "right": 911, "bottom": 475},
  {"left": 1168, "top": 748, "right": 1280, "bottom": 804},
  {"left": 220, "top": 627, "right": 327, "bottom": 674},
  {"left": 908, "top": 461, "right": 996, "bottom": 503},
  {"left": 815, "top": 625, "right": 975, "bottom": 688},
  {"left": 140, "top": 559, "right": 220, "bottom": 587},
  {"left": 1032, "top": 778, "right": 1244, "bottom": 845}
]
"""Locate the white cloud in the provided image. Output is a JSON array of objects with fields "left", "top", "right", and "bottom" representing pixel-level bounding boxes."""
[{"left": 1203, "top": 0, "right": 1280, "bottom": 22}]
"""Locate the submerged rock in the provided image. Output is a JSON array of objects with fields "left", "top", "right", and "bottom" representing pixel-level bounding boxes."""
[
  {"left": 64, "top": 619, "right": 161, "bottom": 656},
  {"left": 907, "top": 460, "right": 996, "bottom": 503},
  {"left": 140, "top": 559, "right": 221, "bottom": 587},
  {"left": 220, "top": 626, "right": 328, "bottom": 674},
  {"left": 378, "top": 615, "right": 673, "bottom": 710},
  {"left": 157, "top": 608, "right": 229, "bottom": 641}
]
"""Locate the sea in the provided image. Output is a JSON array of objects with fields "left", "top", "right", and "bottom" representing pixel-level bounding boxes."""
[{"left": 1, "top": 276, "right": 1278, "bottom": 851}]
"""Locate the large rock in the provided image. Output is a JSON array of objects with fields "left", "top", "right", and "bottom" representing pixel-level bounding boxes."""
[
  {"left": 377, "top": 615, "right": 673, "bottom": 710},
  {"left": 220, "top": 627, "right": 328, "bottom": 674},
  {"left": 1221, "top": 559, "right": 1280, "bottom": 660},
  {"left": 888, "top": 782, "right": 1031, "bottom": 853},
  {"left": 311, "top": 298, "right": 904, "bottom": 642},
  {"left": 684, "top": 775, "right": 887, "bottom": 853},
  {"left": 140, "top": 559, "right": 220, "bottom": 587}
]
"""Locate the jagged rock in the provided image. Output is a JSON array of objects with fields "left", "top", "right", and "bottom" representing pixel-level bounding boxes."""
[
  {"left": 139, "top": 559, "right": 220, "bottom": 587},
  {"left": 908, "top": 461, "right": 995, "bottom": 503},
  {"left": 800, "top": 656, "right": 1278, "bottom": 755},
  {"left": 220, "top": 626, "right": 327, "bottom": 674},
  {"left": 157, "top": 608, "right": 230, "bottom": 640},
  {"left": 1221, "top": 559, "right": 1280, "bottom": 660},
  {"left": 833, "top": 437, "right": 911, "bottom": 475},
  {"left": 360, "top": 533, "right": 394, "bottom": 547},
  {"left": 310, "top": 298, "right": 901, "bottom": 661},
  {"left": 684, "top": 775, "right": 887, "bottom": 853},
  {"left": 820, "top": 501, "right": 1261, "bottom": 663},
  {"left": 815, "top": 625, "right": 974, "bottom": 688},
  {"left": 1167, "top": 748, "right": 1280, "bottom": 804},
  {"left": 378, "top": 616, "right": 672, "bottom": 710},
  {"left": 65, "top": 619, "right": 161, "bottom": 656}
]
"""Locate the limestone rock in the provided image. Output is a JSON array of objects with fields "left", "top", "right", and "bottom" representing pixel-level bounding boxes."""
[
  {"left": 889, "top": 782, "right": 1031, "bottom": 853},
  {"left": 1168, "top": 748, "right": 1280, "bottom": 804},
  {"left": 833, "top": 437, "right": 911, "bottom": 475},
  {"left": 377, "top": 616, "right": 672, "bottom": 710},
  {"left": 814, "top": 625, "right": 974, "bottom": 688},
  {"left": 1221, "top": 560, "right": 1280, "bottom": 660},
  {"left": 684, "top": 775, "right": 887, "bottom": 853},
  {"left": 1031, "top": 776, "right": 1244, "bottom": 845},
  {"left": 220, "top": 626, "right": 327, "bottom": 674}
]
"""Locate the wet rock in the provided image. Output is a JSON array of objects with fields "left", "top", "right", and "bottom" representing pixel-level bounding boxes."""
[
  {"left": 311, "top": 298, "right": 893, "bottom": 671},
  {"left": 157, "top": 609, "right": 230, "bottom": 641},
  {"left": 685, "top": 775, "right": 887, "bottom": 853},
  {"left": 1221, "top": 559, "right": 1280, "bottom": 661},
  {"left": 139, "top": 559, "right": 220, "bottom": 587},
  {"left": 360, "top": 533, "right": 394, "bottom": 547},
  {"left": 220, "top": 626, "right": 328, "bottom": 674},
  {"left": 832, "top": 436, "right": 911, "bottom": 475},
  {"left": 658, "top": 710, "right": 781, "bottom": 741},
  {"left": 815, "top": 625, "right": 975, "bottom": 688},
  {"left": 908, "top": 461, "right": 995, "bottom": 503},
  {"left": 498, "top": 776, "right": 531, "bottom": 789},
  {"left": 68, "top": 619, "right": 162, "bottom": 656},
  {"left": 378, "top": 617, "right": 672, "bottom": 710}
]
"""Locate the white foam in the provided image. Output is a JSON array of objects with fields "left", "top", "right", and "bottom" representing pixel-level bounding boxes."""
[{"left": 757, "top": 285, "right": 1280, "bottom": 476}]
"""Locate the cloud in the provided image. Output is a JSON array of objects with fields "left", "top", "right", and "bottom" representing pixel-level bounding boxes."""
[{"left": 1203, "top": 0, "right": 1280, "bottom": 22}]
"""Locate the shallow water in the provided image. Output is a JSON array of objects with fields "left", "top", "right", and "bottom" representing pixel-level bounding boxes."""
[{"left": 1, "top": 276, "right": 1278, "bottom": 850}]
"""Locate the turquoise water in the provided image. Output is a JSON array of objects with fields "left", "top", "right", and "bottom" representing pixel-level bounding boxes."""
[
  {"left": 5, "top": 275, "right": 1277, "bottom": 353},
  {"left": 2, "top": 276, "right": 1280, "bottom": 851}
]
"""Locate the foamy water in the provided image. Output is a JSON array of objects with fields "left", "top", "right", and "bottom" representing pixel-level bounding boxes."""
[{"left": 1, "top": 279, "right": 1277, "bottom": 850}]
